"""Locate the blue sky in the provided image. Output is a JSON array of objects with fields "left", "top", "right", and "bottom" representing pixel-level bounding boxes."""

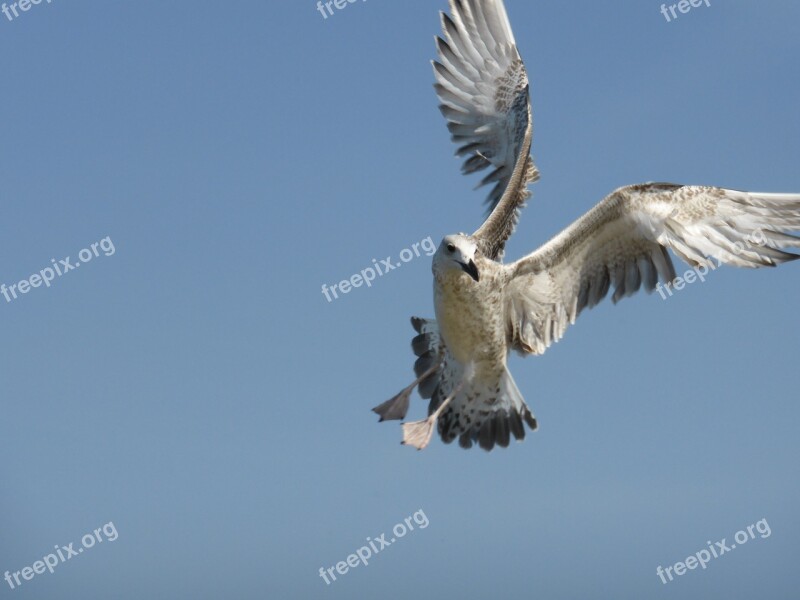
[{"left": 1, "top": 1, "right": 799, "bottom": 598}]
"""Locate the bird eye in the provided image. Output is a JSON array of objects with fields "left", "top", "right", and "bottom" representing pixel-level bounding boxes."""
[{"left": 446, "top": 243, "right": 455, "bottom": 253}]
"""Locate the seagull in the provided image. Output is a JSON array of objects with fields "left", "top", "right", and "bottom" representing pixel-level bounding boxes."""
[{"left": 373, "top": 0, "right": 800, "bottom": 451}]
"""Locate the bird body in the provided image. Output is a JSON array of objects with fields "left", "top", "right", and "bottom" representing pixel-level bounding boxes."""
[{"left": 433, "top": 239, "right": 504, "bottom": 370}]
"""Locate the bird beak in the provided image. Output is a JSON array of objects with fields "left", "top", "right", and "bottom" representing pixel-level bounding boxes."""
[{"left": 459, "top": 259, "right": 480, "bottom": 282}]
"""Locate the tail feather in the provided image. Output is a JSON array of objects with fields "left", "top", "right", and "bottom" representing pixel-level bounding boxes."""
[{"left": 442, "top": 367, "right": 537, "bottom": 451}]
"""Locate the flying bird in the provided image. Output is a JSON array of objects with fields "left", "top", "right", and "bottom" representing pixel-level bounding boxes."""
[{"left": 373, "top": 0, "right": 800, "bottom": 451}]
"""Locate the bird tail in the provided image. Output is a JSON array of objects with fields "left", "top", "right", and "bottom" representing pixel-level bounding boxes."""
[{"left": 438, "top": 366, "right": 537, "bottom": 451}]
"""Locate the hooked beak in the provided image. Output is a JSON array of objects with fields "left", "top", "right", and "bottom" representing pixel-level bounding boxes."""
[{"left": 459, "top": 259, "right": 480, "bottom": 282}]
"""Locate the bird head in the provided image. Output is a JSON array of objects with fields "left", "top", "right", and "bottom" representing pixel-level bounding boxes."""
[{"left": 433, "top": 234, "right": 480, "bottom": 282}]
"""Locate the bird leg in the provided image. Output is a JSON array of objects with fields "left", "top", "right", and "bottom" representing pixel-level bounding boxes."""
[
  {"left": 372, "top": 362, "right": 441, "bottom": 422},
  {"left": 401, "top": 381, "right": 464, "bottom": 450}
]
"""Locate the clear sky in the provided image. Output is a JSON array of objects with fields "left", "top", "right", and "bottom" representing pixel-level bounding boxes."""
[{"left": 1, "top": 1, "right": 799, "bottom": 598}]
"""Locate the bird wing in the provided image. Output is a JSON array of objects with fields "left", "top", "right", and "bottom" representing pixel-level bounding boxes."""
[
  {"left": 433, "top": 0, "right": 539, "bottom": 260},
  {"left": 503, "top": 184, "right": 800, "bottom": 355}
]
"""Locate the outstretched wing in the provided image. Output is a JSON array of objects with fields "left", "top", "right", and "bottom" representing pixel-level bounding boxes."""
[
  {"left": 504, "top": 184, "right": 800, "bottom": 355},
  {"left": 433, "top": 0, "right": 539, "bottom": 260}
]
